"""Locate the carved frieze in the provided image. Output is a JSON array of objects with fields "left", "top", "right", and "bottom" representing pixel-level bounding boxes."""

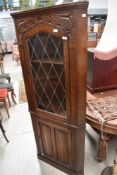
[
  {"left": 37, "top": 13, "right": 74, "bottom": 36},
  {"left": 15, "top": 13, "right": 74, "bottom": 43}
]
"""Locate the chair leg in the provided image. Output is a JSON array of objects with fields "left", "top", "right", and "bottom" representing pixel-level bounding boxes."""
[
  {"left": 7, "top": 77, "right": 11, "bottom": 83},
  {"left": 0, "top": 119, "right": 9, "bottom": 143},
  {"left": 0, "top": 62, "right": 5, "bottom": 74},
  {"left": 11, "top": 89, "right": 17, "bottom": 104},
  {"left": 4, "top": 99, "right": 10, "bottom": 118},
  {"left": 12, "top": 89, "right": 16, "bottom": 97},
  {"left": 7, "top": 94, "right": 11, "bottom": 107}
]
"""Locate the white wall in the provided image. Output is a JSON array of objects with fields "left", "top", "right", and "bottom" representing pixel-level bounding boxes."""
[
  {"left": 88, "top": 0, "right": 108, "bottom": 9},
  {"left": 95, "top": 0, "right": 117, "bottom": 60}
]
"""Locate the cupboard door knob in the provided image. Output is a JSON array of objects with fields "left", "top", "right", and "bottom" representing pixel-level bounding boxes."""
[
  {"left": 62, "top": 36, "right": 67, "bottom": 40},
  {"left": 53, "top": 29, "right": 58, "bottom": 32},
  {"left": 82, "top": 14, "right": 86, "bottom": 17}
]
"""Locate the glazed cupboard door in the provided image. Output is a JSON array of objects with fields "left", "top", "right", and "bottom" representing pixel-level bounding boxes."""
[
  {"left": 26, "top": 27, "right": 70, "bottom": 120},
  {"left": 23, "top": 25, "right": 73, "bottom": 170}
]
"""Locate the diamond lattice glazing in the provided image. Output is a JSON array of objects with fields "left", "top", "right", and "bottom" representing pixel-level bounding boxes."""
[{"left": 28, "top": 32, "right": 66, "bottom": 115}]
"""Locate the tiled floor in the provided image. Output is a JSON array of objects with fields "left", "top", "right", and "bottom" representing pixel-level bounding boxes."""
[{"left": 0, "top": 54, "right": 117, "bottom": 175}]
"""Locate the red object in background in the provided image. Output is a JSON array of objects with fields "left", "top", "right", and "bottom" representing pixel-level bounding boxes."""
[{"left": 0, "top": 88, "right": 7, "bottom": 98}]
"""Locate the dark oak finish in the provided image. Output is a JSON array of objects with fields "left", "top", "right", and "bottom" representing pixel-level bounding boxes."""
[
  {"left": 11, "top": 2, "right": 88, "bottom": 175},
  {"left": 87, "top": 49, "right": 117, "bottom": 93}
]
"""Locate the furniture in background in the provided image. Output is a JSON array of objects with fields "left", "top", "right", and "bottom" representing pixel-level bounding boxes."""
[
  {"left": 87, "top": 48, "right": 117, "bottom": 93},
  {"left": 0, "top": 41, "right": 16, "bottom": 73},
  {"left": 0, "top": 41, "right": 14, "bottom": 54},
  {"left": 88, "top": 15, "right": 107, "bottom": 40},
  {"left": 0, "top": 78, "right": 5, "bottom": 83},
  {"left": 11, "top": 2, "right": 88, "bottom": 175},
  {"left": 87, "top": 90, "right": 117, "bottom": 162},
  {"left": 113, "top": 149, "right": 117, "bottom": 175},
  {"left": 87, "top": 32, "right": 98, "bottom": 48},
  {"left": 87, "top": 111, "right": 117, "bottom": 162},
  {"left": 87, "top": 0, "right": 117, "bottom": 93},
  {"left": 0, "top": 82, "right": 16, "bottom": 105},
  {"left": 87, "top": 14, "right": 107, "bottom": 49},
  {"left": 0, "top": 73, "right": 11, "bottom": 83},
  {"left": 0, "top": 88, "right": 10, "bottom": 118},
  {"left": 0, "top": 42, "right": 5, "bottom": 73},
  {"left": 0, "top": 61, "right": 5, "bottom": 73},
  {"left": 0, "top": 112, "right": 9, "bottom": 142},
  {"left": 0, "top": 57, "right": 16, "bottom": 106},
  {"left": 0, "top": 42, "right": 4, "bottom": 60},
  {"left": 12, "top": 43, "right": 20, "bottom": 64}
]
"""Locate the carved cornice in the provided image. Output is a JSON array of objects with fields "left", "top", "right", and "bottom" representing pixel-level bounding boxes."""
[
  {"left": 15, "top": 13, "right": 74, "bottom": 43},
  {"left": 37, "top": 13, "right": 74, "bottom": 36}
]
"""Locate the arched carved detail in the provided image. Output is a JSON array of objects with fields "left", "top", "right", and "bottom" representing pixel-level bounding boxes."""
[{"left": 15, "top": 13, "right": 74, "bottom": 44}]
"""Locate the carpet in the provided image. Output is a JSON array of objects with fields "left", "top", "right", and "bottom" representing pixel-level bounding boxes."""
[
  {"left": 87, "top": 95, "right": 117, "bottom": 124},
  {"left": 19, "top": 80, "right": 27, "bottom": 103}
]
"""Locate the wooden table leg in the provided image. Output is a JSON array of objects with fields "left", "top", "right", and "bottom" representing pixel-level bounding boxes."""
[{"left": 97, "top": 133, "right": 110, "bottom": 162}]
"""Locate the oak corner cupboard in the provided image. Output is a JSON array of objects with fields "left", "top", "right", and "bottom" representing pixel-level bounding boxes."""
[{"left": 11, "top": 2, "right": 88, "bottom": 175}]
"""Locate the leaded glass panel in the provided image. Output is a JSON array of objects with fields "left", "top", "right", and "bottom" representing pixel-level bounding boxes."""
[{"left": 28, "top": 31, "right": 66, "bottom": 115}]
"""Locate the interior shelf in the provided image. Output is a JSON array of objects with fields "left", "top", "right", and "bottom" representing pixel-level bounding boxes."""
[
  {"left": 37, "top": 98, "right": 66, "bottom": 116},
  {"left": 31, "top": 59, "right": 64, "bottom": 65}
]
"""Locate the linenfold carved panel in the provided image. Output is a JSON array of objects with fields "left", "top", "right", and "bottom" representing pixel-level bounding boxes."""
[
  {"left": 36, "top": 119, "right": 72, "bottom": 166},
  {"left": 15, "top": 13, "right": 74, "bottom": 43}
]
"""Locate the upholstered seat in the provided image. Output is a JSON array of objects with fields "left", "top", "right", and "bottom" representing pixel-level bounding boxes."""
[
  {"left": 0, "top": 82, "right": 17, "bottom": 105},
  {"left": 0, "top": 88, "right": 10, "bottom": 118}
]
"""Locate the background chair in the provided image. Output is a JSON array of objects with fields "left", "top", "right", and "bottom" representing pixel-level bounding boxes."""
[
  {"left": 12, "top": 44, "right": 20, "bottom": 65},
  {"left": 0, "top": 61, "right": 5, "bottom": 73},
  {"left": 0, "top": 73, "right": 11, "bottom": 83},
  {"left": 0, "top": 42, "right": 5, "bottom": 74},
  {"left": 0, "top": 88, "right": 10, "bottom": 118},
  {"left": 0, "top": 82, "right": 17, "bottom": 105}
]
